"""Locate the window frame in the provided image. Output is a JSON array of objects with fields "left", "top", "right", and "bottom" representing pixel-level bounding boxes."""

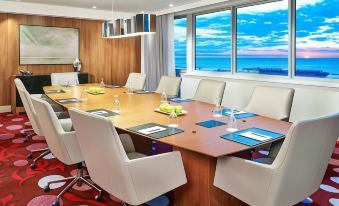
[{"left": 174, "top": 0, "right": 339, "bottom": 84}]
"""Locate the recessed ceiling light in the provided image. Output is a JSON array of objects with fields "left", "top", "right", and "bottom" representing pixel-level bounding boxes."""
[
  {"left": 92, "top": 6, "right": 97, "bottom": 9},
  {"left": 141, "top": 10, "right": 145, "bottom": 14},
  {"left": 169, "top": 4, "right": 174, "bottom": 7}
]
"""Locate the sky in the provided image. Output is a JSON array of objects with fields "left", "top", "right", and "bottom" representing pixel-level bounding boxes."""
[{"left": 174, "top": 0, "right": 339, "bottom": 59}]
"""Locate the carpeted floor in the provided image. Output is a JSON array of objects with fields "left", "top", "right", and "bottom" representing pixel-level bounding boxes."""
[{"left": 0, "top": 112, "right": 338, "bottom": 206}]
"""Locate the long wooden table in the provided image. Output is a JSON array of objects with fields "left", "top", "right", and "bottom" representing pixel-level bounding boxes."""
[{"left": 44, "top": 84, "right": 292, "bottom": 206}]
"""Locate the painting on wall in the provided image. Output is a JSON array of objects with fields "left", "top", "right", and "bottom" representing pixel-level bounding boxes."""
[{"left": 19, "top": 25, "right": 79, "bottom": 65}]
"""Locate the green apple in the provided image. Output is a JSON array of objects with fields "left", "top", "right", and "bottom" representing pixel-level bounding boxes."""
[
  {"left": 160, "top": 103, "right": 169, "bottom": 112},
  {"left": 175, "top": 106, "right": 183, "bottom": 114}
]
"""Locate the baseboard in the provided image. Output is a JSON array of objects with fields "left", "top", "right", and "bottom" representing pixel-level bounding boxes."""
[{"left": 0, "top": 105, "right": 11, "bottom": 113}]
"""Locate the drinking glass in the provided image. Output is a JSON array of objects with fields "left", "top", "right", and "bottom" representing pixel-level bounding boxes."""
[{"left": 226, "top": 109, "right": 238, "bottom": 132}]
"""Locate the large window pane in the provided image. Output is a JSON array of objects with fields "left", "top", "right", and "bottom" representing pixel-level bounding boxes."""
[
  {"left": 195, "top": 10, "right": 231, "bottom": 72},
  {"left": 237, "top": 0, "right": 288, "bottom": 76},
  {"left": 174, "top": 17, "right": 187, "bottom": 77},
  {"left": 296, "top": 0, "right": 339, "bottom": 79}
]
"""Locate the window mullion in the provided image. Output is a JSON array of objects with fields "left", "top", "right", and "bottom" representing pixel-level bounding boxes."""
[{"left": 231, "top": 6, "right": 237, "bottom": 75}]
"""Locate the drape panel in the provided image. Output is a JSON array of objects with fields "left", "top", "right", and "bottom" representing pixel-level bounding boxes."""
[{"left": 143, "top": 13, "right": 174, "bottom": 91}]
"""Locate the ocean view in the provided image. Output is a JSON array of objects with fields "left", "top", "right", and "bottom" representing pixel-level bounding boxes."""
[{"left": 175, "top": 57, "right": 339, "bottom": 79}]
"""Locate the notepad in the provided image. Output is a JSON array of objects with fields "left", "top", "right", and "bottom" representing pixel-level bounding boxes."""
[
  {"left": 46, "top": 89, "right": 65, "bottom": 94},
  {"left": 56, "top": 98, "right": 81, "bottom": 104},
  {"left": 239, "top": 131, "right": 272, "bottom": 141},
  {"left": 168, "top": 98, "right": 193, "bottom": 103},
  {"left": 138, "top": 126, "right": 167, "bottom": 135}
]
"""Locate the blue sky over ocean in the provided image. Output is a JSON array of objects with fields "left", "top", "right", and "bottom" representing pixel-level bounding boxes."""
[{"left": 174, "top": 0, "right": 339, "bottom": 76}]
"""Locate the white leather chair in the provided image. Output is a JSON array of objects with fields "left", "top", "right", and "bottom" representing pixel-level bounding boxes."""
[
  {"left": 14, "top": 78, "right": 64, "bottom": 114},
  {"left": 245, "top": 86, "right": 295, "bottom": 120},
  {"left": 69, "top": 108, "right": 187, "bottom": 206},
  {"left": 155, "top": 76, "right": 182, "bottom": 96},
  {"left": 193, "top": 79, "right": 226, "bottom": 104},
  {"left": 124, "top": 73, "right": 147, "bottom": 90},
  {"left": 31, "top": 96, "right": 102, "bottom": 206},
  {"left": 214, "top": 113, "right": 339, "bottom": 206},
  {"left": 51, "top": 72, "right": 79, "bottom": 86},
  {"left": 15, "top": 79, "right": 71, "bottom": 169}
]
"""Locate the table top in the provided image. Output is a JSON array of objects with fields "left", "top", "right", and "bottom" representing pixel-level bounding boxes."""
[{"left": 44, "top": 84, "right": 292, "bottom": 157}]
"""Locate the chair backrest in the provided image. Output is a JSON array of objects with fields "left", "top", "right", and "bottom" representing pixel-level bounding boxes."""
[
  {"left": 245, "top": 86, "right": 294, "bottom": 120},
  {"left": 155, "top": 76, "right": 182, "bottom": 96},
  {"left": 51, "top": 72, "right": 79, "bottom": 86},
  {"left": 30, "top": 96, "right": 81, "bottom": 165},
  {"left": 267, "top": 113, "right": 339, "bottom": 206},
  {"left": 124, "top": 73, "right": 146, "bottom": 90},
  {"left": 193, "top": 79, "right": 226, "bottom": 104},
  {"left": 69, "top": 108, "right": 138, "bottom": 203},
  {"left": 14, "top": 78, "right": 42, "bottom": 136}
]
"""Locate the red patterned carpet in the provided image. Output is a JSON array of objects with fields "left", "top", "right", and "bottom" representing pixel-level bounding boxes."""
[{"left": 0, "top": 112, "right": 338, "bottom": 206}]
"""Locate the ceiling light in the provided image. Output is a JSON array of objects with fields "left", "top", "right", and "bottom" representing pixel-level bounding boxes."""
[
  {"left": 169, "top": 4, "right": 174, "bottom": 7},
  {"left": 92, "top": 6, "right": 97, "bottom": 9}
]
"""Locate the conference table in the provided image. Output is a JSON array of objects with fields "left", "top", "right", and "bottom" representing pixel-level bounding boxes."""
[{"left": 44, "top": 84, "right": 292, "bottom": 206}]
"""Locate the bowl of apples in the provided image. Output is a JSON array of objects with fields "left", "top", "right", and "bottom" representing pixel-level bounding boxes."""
[
  {"left": 87, "top": 87, "right": 105, "bottom": 95},
  {"left": 155, "top": 103, "right": 187, "bottom": 115}
]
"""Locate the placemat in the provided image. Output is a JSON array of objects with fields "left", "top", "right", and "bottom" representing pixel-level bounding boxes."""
[
  {"left": 86, "top": 109, "right": 119, "bottom": 117},
  {"left": 56, "top": 98, "right": 82, "bottom": 104},
  {"left": 168, "top": 97, "right": 193, "bottom": 103},
  {"left": 46, "top": 89, "right": 66, "bottom": 94},
  {"left": 220, "top": 109, "right": 257, "bottom": 119},
  {"left": 221, "top": 127, "right": 284, "bottom": 146},
  {"left": 127, "top": 123, "right": 184, "bottom": 139}
]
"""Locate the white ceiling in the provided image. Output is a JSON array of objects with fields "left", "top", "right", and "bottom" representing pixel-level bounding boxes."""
[{"left": 7, "top": 0, "right": 200, "bottom": 13}]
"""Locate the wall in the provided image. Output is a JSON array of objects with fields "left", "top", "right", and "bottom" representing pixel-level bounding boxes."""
[{"left": 0, "top": 13, "right": 141, "bottom": 106}]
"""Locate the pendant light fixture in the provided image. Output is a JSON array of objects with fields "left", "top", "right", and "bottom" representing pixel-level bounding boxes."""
[{"left": 102, "top": 0, "right": 156, "bottom": 38}]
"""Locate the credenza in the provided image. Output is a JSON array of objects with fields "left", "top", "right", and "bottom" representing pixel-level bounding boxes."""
[{"left": 11, "top": 73, "right": 88, "bottom": 114}]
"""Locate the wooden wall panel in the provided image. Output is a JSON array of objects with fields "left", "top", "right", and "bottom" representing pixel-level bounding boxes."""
[{"left": 0, "top": 13, "right": 141, "bottom": 106}]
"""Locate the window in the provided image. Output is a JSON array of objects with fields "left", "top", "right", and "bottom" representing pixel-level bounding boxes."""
[
  {"left": 174, "top": 16, "right": 187, "bottom": 77},
  {"left": 195, "top": 10, "right": 231, "bottom": 72},
  {"left": 296, "top": 0, "right": 339, "bottom": 79},
  {"left": 237, "top": 0, "right": 289, "bottom": 76}
]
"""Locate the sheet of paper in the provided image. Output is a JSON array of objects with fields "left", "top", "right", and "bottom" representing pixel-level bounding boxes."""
[
  {"left": 225, "top": 110, "right": 247, "bottom": 115},
  {"left": 239, "top": 132, "right": 272, "bottom": 141},
  {"left": 138, "top": 126, "right": 167, "bottom": 135}
]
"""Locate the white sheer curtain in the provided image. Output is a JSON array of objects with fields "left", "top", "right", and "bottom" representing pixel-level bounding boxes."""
[{"left": 143, "top": 13, "right": 175, "bottom": 91}]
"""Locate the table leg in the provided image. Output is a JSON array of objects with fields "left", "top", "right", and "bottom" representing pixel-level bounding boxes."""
[{"left": 174, "top": 147, "right": 248, "bottom": 206}]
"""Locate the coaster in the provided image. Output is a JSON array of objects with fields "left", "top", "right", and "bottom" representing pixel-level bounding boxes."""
[
  {"left": 221, "top": 127, "right": 284, "bottom": 146},
  {"left": 46, "top": 89, "right": 66, "bottom": 94},
  {"left": 127, "top": 123, "right": 184, "bottom": 139},
  {"left": 56, "top": 98, "right": 82, "bottom": 104},
  {"left": 86, "top": 109, "right": 119, "bottom": 117},
  {"left": 196, "top": 120, "right": 226, "bottom": 128}
]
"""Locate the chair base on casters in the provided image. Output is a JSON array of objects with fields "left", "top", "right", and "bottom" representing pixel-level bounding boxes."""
[
  {"left": 28, "top": 149, "right": 51, "bottom": 169},
  {"left": 23, "top": 129, "right": 35, "bottom": 142},
  {"left": 44, "top": 163, "right": 102, "bottom": 205}
]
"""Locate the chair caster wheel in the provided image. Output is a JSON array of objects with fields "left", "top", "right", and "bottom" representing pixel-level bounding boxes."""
[
  {"left": 27, "top": 153, "right": 33, "bottom": 159},
  {"left": 95, "top": 194, "right": 103, "bottom": 202},
  {"left": 44, "top": 185, "right": 50, "bottom": 192},
  {"left": 52, "top": 201, "right": 60, "bottom": 206},
  {"left": 30, "top": 163, "right": 36, "bottom": 169}
]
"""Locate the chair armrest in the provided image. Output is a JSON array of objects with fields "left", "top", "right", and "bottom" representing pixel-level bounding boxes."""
[
  {"left": 213, "top": 156, "right": 273, "bottom": 206},
  {"left": 127, "top": 151, "right": 187, "bottom": 204}
]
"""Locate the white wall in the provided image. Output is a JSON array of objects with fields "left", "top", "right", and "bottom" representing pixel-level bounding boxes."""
[{"left": 181, "top": 74, "right": 339, "bottom": 122}]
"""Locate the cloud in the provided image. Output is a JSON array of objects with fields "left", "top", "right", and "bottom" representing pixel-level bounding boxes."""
[
  {"left": 196, "top": 40, "right": 229, "bottom": 47},
  {"left": 324, "top": 17, "right": 339, "bottom": 23},
  {"left": 237, "top": 0, "right": 324, "bottom": 15},
  {"left": 196, "top": 28, "right": 229, "bottom": 39},
  {"left": 174, "top": 26, "right": 186, "bottom": 42},
  {"left": 264, "top": 21, "right": 272, "bottom": 24}
]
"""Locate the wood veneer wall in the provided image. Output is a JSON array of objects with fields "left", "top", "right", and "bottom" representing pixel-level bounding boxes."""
[{"left": 0, "top": 13, "right": 141, "bottom": 106}]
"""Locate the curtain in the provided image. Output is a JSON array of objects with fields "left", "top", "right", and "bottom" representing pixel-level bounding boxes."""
[{"left": 143, "top": 13, "right": 175, "bottom": 91}]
